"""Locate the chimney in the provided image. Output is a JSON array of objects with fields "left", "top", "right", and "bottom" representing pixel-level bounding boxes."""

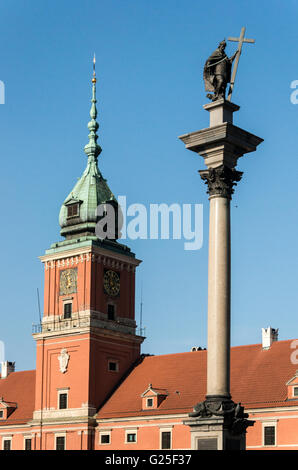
[
  {"left": 262, "top": 327, "right": 278, "bottom": 350},
  {"left": 1, "top": 361, "right": 15, "bottom": 379}
]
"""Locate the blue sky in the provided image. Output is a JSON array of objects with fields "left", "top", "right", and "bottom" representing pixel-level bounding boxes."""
[{"left": 0, "top": 0, "right": 297, "bottom": 371}]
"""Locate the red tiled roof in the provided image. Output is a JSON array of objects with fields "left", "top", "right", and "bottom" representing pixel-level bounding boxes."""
[
  {"left": 0, "top": 370, "right": 36, "bottom": 426},
  {"left": 97, "top": 340, "right": 298, "bottom": 419}
]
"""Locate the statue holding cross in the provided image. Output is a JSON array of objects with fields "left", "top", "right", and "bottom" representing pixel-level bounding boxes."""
[{"left": 203, "top": 27, "right": 255, "bottom": 102}]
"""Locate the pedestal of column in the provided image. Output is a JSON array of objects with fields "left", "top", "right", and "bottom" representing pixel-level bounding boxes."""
[
  {"left": 184, "top": 408, "right": 249, "bottom": 450},
  {"left": 179, "top": 99, "right": 263, "bottom": 450}
]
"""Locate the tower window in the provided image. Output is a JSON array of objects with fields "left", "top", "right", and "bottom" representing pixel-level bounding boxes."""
[
  {"left": 59, "top": 393, "right": 68, "bottom": 410},
  {"left": 67, "top": 204, "right": 79, "bottom": 218},
  {"left": 108, "top": 360, "right": 119, "bottom": 372},
  {"left": 107, "top": 304, "right": 115, "bottom": 320},
  {"left": 64, "top": 303, "right": 72, "bottom": 319}
]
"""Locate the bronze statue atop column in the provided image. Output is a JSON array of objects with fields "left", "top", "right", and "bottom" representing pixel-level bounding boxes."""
[
  {"left": 203, "top": 40, "right": 238, "bottom": 101},
  {"left": 203, "top": 28, "right": 255, "bottom": 102}
]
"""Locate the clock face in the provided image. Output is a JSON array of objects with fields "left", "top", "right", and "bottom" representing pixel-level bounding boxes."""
[
  {"left": 60, "top": 268, "right": 77, "bottom": 296},
  {"left": 103, "top": 270, "right": 120, "bottom": 297}
]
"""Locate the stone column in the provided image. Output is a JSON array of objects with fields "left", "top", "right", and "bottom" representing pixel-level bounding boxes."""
[
  {"left": 179, "top": 99, "right": 263, "bottom": 450},
  {"left": 201, "top": 165, "right": 242, "bottom": 401}
]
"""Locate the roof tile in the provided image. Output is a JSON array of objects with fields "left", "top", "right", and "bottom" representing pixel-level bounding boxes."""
[
  {"left": 0, "top": 370, "right": 35, "bottom": 425},
  {"left": 97, "top": 340, "right": 298, "bottom": 419}
]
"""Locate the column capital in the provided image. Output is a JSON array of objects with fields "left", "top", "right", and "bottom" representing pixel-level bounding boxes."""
[{"left": 199, "top": 165, "right": 243, "bottom": 199}]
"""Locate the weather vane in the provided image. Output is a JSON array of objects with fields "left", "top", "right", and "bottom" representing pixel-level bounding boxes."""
[{"left": 203, "top": 27, "right": 255, "bottom": 102}]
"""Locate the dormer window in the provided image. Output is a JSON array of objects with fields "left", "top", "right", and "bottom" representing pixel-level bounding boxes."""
[
  {"left": 67, "top": 203, "right": 79, "bottom": 218},
  {"left": 0, "top": 399, "right": 17, "bottom": 420},
  {"left": 141, "top": 384, "right": 168, "bottom": 410},
  {"left": 286, "top": 371, "right": 298, "bottom": 399}
]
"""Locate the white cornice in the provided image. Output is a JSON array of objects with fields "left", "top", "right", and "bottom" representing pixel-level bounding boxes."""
[
  {"left": 247, "top": 405, "right": 298, "bottom": 414},
  {"left": 97, "top": 407, "right": 298, "bottom": 425},
  {"left": 97, "top": 421, "right": 183, "bottom": 430},
  {"left": 40, "top": 244, "right": 141, "bottom": 267},
  {"left": 97, "top": 413, "right": 188, "bottom": 424}
]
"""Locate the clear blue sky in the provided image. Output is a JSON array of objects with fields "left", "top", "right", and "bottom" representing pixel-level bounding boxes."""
[{"left": 0, "top": 0, "right": 297, "bottom": 371}]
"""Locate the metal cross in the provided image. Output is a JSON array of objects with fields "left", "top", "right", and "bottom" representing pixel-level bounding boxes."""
[{"left": 227, "top": 27, "right": 255, "bottom": 101}]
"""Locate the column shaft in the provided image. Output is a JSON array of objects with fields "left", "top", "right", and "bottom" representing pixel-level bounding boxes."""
[{"left": 206, "top": 196, "right": 231, "bottom": 398}]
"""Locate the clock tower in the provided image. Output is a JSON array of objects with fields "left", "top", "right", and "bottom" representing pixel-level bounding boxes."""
[{"left": 32, "top": 63, "right": 144, "bottom": 450}]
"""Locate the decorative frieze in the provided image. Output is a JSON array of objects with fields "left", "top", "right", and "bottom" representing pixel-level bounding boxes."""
[{"left": 43, "top": 252, "right": 137, "bottom": 273}]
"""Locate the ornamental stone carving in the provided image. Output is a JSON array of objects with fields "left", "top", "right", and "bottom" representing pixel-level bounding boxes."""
[
  {"left": 189, "top": 398, "right": 254, "bottom": 435},
  {"left": 58, "top": 348, "right": 70, "bottom": 374},
  {"left": 199, "top": 165, "right": 243, "bottom": 199}
]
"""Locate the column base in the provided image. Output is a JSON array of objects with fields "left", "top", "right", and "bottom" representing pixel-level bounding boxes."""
[{"left": 184, "top": 397, "right": 254, "bottom": 450}]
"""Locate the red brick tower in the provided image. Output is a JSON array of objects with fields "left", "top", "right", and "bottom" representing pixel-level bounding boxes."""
[{"left": 31, "top": 62, "right": 144, "bottom": 450}]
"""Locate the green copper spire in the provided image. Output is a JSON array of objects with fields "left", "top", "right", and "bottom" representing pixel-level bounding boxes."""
[
  {"left": 84, "top": 54, "right": 102, "bottom": 161},
  {"left": 59, "top": 57, "right": 117, "bottom": 240}
]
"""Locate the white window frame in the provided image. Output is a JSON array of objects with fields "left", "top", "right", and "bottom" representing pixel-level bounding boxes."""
[
  {"left": 159, "top": 426, "right": 173, "bottom": 450},
  {"left": 55, "top": 433, "right": 66, "bottom": 451},
  {"left": 2, "top": 436, "right": 12, "bottom": 450},
  {"left": 293, "top": 386, "right": 298, "bottom": 398},
  {"left": 63, "top": 301, "right": 73, "bottom": 319},
  {"left": 99, "top": 430, "right": 111, "bottom": 445},
  {"left": 262, "top": 421, "right": 277, "bottom": 447},
  {"left": 146, "top": 397, "right": 154, "bottom": 408},
  {"left": 125, "top": 429, "right": 138, "bottom": 444},
  {"left": 23, "top": 435, "right": 33, "bottom": 451},
  {"left": 57, "top": 388, "right": 69, "bottom": 410}
]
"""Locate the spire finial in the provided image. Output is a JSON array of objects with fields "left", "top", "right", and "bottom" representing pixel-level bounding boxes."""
[
  {"left": 84, "top": 54, "right": 102, "bottom": 161},
  {"left": 92, "top": 53, "right": 96, "bottom": 83}
]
